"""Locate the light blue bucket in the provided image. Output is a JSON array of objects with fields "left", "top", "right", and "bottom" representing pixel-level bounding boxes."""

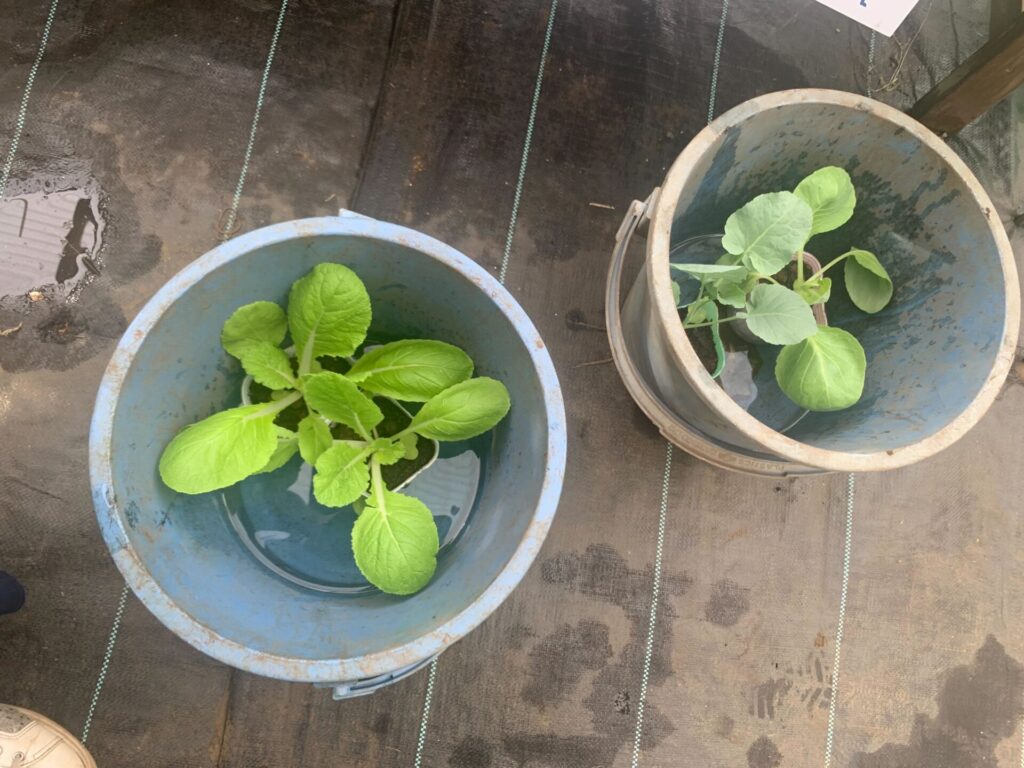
[
  {"left": 89, "top": 212, "right": 566, "bottom": 696},
  {"left": 607, "top": 90, "right": 1020, "bottom": 475}
]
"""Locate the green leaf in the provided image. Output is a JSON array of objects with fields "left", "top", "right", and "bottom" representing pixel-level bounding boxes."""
[
  {"left": 236, "top": 341, "right": 296, "bottom": 389},
  {"left": 298, "top": 416, "right": 333, "bottom": 465},
  {"left": 346, "top": 340, "right": 474, "bottom": 402},
  {"left": 159, "top": 405, "right": 278, "bottom": 494},
  {"left": 671, "top": 280, "right": 682, "bottom": 307},
  {"left": 221, "top": 301, "right": 287, "bottom": 358},
  {"left": 704, "top": 302, "right": 726, "bottom": 379},
  {"left": 684, "top": 297, "right": 711, "bottom": 325},
  {"left": 794, "top": 166, "right": 856, "bottom": 237},
  {"left": 844, "top": 249, "right": 893, "bottom": 313},
  {"left": 303, "top": 371, "right": 383, "bottom": 439},
  {"left": 313, "top": 444, "right": 371, "bottom": 507},
  {"left": 409, "top": 378, "right": 511, "bottom": 441},
  {"left": 714, "top": 282, "right": 747, "bottom": 309},
  {"left": 400, "top": 432, "right": 419, "bottom": 460},
  {"left": 775, "top": 326, "right": 866, "bottom": 411},
  {"left": 352, "top": 490, "right": 439, "bottom": 595},
  {"left": 794, "top": 277, "right": 832, "bottom": 306},
  {"left": 288, "top": 263, "right": 371, "bottom": 363},
  {"left": 256, "top": 427, "right": 299, "bottom": 474},
  {"left": 743, "top": 284, "right": 819, "bottom": 345},
  {"left": 670, "top": 263, "right": 748, "bottom": 282},
  {"left": 721, "top": 191, "right": 813, "bottom": 275},
  {"left": 370, "top": 437, "right": 406, "bottom": 466}
]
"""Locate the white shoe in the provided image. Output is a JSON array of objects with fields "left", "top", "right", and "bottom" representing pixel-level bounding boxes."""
[{"left": 0, "top": 706, "right": 96, "bottom": 768}]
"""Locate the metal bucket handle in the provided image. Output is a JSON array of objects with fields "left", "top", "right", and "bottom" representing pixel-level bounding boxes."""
[{"left": 317, "top": 655, "right": 438, "bottom": 700}]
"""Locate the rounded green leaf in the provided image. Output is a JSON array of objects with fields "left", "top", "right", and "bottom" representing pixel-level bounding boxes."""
[
  {"left": 236, "top": 341, "right": 296, "bottom": 390},
  {"left": 346, "top": 339, "right": 474, "bottom": 402},
  {"left": 256, "top": 427, "right": 299, "bottom": 474},
  {"left": 288, "top": 263, "right": 371, "bottom": 361},
  {"left": 409, "top": 377, "right": 511, "bottom": 441},
  {"left": 352, "top": 490, "right": 439, "bottom": 595},
  {"left": 794, "top": 166, "right": 856, "bottom": 236},
  {"left": 297, "top": 415, "right": 333, "bottom": 465},
  {"left": 221, "top": 301, "right": 287, "bottom": 358},
  {"left": 721, "top": 191, "right": 813, "bottom": 275},
  {"left": 844, "top": 249, "right": 893, "bottom": 313},
  {"left": 712, "top": 281, "right": 747, "bottom": 309},
  {"left": 313, "top": 444, "right": 371, "bottom": 507},
  {"left": 303, "top": 371, "right": 383, "bottom": 439},
  {"left": 775, "top": 326, "right": 866, "bottom": 411},
  {"left": 159, "top": 405, "right": 278, "bottom": 494},
  {"left": 743, "top": 284, "right": 819, "bottom": 345}
]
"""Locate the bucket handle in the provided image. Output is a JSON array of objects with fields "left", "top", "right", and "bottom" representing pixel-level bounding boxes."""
[
  {"left": 315, "top": 654, "right": 439, "bottom": 700},
  {"left": 605, "top": 188, "right": 688, "bottom": 446}
]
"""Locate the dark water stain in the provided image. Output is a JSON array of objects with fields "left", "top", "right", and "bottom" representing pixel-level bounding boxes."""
[
  {"left": 522, "top": 620, "right": 612, "bottom": 710},
  {"left": 0, "top": 289, "right": 127, "bottom": 372},
  {"left": 495, "top": 545, "right": 691, "bottom": 767},
  {"left": 369, "top": 712, "right": 390, "bottom": 735},
  {"left": 124, "top": 501, "right": 140, "bottom": 529},
  {"left": 853, "top": 636, "right": 1024, "bottom": 768},
  {"left": 705, "top": 578, "right": 751, "bottom": 627},
  {"left": 449, "top": 736, "right": 493, "bottom": 768},
  {"left": 752, "top": 678, "right": 792, "bottom": 720},
  {"left": 714, "top": 714, "right": 735, "bottom": 738},
  {"left": 613, "top": 690, "right": 630, "bottom": 715},
  {"left": 747, "top": 736, "right": 782, "bottom": 768},
  {"left": 501, "top": 733, "right": 613, "bottom": 768},
  {"left": 507, "top": 622, "right": 536, "bottom": 651}
]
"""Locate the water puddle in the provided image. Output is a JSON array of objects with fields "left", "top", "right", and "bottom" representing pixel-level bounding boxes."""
[{"left": 0, "top": 180, "right": 105, "bottom": 299}]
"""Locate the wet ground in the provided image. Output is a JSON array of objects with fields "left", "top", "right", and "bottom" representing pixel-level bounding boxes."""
[{"left": 2, "top": 1, "right": 1023, "bottom": 767}]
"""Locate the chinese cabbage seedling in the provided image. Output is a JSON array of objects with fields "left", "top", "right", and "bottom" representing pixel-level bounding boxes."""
[
  {"left": 670, "top": 166, "right": 893, "bottom": 412},
  {"left": 159, "top": 263, "right": 511, "bottom": 595}
]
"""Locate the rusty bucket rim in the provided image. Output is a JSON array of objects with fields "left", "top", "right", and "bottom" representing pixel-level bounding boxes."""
[
  {"left": 89, "top": 215, "right": 566, "bottom": 683},
  {"left": 647, "top": 88, "right": 1020, "bottom": 473}
]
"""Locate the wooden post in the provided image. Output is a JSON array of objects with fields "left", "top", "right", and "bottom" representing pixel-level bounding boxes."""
[{"left": 908, "top": 12, "right": 1024, "bottom": 135}]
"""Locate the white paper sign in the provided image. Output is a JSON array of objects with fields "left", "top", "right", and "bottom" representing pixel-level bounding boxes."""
[{"left": 812, "top": 0, "right": 921, "bottom": 36}]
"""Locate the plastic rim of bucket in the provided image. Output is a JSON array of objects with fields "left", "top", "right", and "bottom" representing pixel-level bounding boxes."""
[
  {"left": 644, "top": 89, "right": 1018, "bottom": 473},
  {"left": 89, "top": 215, "right": 567, "bottom": 683}
]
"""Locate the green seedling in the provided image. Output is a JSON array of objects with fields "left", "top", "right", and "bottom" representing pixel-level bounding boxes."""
[
  {"left": 159, "top": 263, "right": 511, "bottom": 595},
  {"left": 671, "top": 166, "right": 893, "bottom": 412}
]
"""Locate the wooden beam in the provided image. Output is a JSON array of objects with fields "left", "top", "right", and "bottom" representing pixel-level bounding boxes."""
[{"left": 909, "top": 12, "right": 1024, "bottom": 135}]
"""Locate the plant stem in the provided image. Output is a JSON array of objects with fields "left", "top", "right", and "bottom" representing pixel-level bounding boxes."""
[
  {"left": 754, "top": 273, "right": 782, "bottom": 286},
  {"left": 370, "top": 457, "right": 386, "bottom": 509},
  {"left": 797, "top": 251, "right": 805, "bottom": 283},
  {"left": 682, "top": 314, "right": 745, "bottom": 330},
  {"left": 333, "top": 439, "right": 368, "bottom": 448},
  {"left": 298, "top": 338, "right": 315, "bottom": 378},
  {"left": 806, "top": 250, "right": 857, "bottom": 283},
  {"left": 247, "top": 390, "right": 302, "bottom": 420}
]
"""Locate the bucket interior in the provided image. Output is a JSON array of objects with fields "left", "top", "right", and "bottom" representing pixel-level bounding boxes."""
[
  {"left": 667, "top": 100, "right": 1009, "bottom": 454},
  {"left": 105, "top": 233, "right": 550, "bottom": 663}
]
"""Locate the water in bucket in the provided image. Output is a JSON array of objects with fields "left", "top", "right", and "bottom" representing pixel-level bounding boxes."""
[{"left": 218, "top": 433, "right": 491, "bottom": 594}]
